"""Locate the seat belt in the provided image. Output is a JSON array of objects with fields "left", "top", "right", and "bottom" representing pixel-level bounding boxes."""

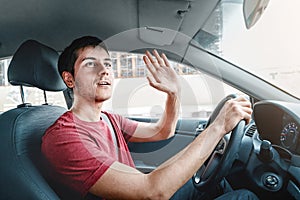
[{"left": 100, "top": 112, "right": 119, "bottom": 157}]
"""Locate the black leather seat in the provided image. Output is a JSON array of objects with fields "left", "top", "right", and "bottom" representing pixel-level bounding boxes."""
[{"left": 0, "top": 40, "right": 67, "bottom": 199}]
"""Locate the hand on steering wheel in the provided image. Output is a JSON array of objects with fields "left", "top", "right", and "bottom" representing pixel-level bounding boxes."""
[{"left": 193, "top": 94, "right": 250, "bottom": 191}]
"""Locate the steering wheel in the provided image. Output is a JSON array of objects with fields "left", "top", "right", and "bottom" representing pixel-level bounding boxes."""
[{"left": 193, "top": 94, "right": 246, "bottom": 191}]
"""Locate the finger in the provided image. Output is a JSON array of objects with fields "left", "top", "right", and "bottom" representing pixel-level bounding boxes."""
[
  {"left": 144, "top": 56, "right": 162, "bottom": 83},
  {"left": 147, "top": 76, "right": 160, "bottom": 89},
  {"left": 237, "top": 104, "right": 252, "bottom": 124},
  {"left": 161, "top": 53, "right": 171, "bottom": 67},
  {"left": 232, "top": 99, "right": 252, "bottom": 115},
  {"left": 143, "top": 55, "right": 156, "bottom": 75},
  {"left": 227, "top": 99, "right": 252, "bottom": 120},
  {"left": 152, "top": 49, "right": 164, "bottom": 66},
  {"left": 145, "top": 50, "right": 159, "bottom": 67},
  {"left": 242, "top": 106, "right": 253, "bottom": 116},
  {"left": 232, "top": 96, "right": 252, "bottom": 108},
  {"left": 234, "top": 95, "right": 250, "bottom": 103},
  {"left": 243, "top": 111, "right": 252, "bottom": 124},
  {"left": 238, "top": 100, "right": 252, "bottom": 108}
]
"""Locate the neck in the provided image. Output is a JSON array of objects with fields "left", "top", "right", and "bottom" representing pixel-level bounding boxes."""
[{"left": 71, "top": 99, "right": 103, "bottom": 122}]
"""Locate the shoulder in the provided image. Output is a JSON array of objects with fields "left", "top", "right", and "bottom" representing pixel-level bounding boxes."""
[
  {"left": 42, "top": 111, "right": 90, "bottom": 145},
  {"left": 102, "top": 111, "right": 134, "bottom": 125},
  {"left": 102, "top": 111, "right": 123, "bottom": 123},
  {"left": 44, "top": 111, "right": 74, "bottom": 132},
  {"left": 102, "top": 111, "right": 138, "bottom": 136}
]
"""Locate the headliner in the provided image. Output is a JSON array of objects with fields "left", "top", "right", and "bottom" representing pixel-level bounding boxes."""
[{"left": 0, "top": 0, "right": 219, "bottom": 60}]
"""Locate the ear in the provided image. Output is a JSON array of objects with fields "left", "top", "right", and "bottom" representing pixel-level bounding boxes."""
[{"left": 62, "top": 71, "right": 75, "bottom": 88}]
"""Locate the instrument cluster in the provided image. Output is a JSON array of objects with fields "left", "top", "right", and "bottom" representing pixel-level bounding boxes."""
[
  {"left": 280, "top": 114, "right": 300, "bottom": 154},
  {"left": 253, "top": 100, "right": 300, "bottom": 156}
]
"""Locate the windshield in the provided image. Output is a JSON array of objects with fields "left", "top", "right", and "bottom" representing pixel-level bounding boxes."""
[{"left": 194, "top": 0, "right": 300, "bottom": 99}]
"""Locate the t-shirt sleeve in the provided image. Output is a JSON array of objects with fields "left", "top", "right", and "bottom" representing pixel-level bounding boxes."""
[{"left": 42, "top": 124, "right": 116, "bottom": 197}]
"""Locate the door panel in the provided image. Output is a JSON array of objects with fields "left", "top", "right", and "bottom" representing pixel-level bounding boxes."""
[{"left": 128, "top": 118, "right": 207, "bottom": 173}]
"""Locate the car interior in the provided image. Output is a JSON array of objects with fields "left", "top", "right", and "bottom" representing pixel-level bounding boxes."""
[{"left": 0, "top": 0, "right": 300, "bottom": 199}]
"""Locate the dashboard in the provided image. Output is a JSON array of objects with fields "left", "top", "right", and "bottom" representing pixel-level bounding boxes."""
[{"left": 253, "top": 100, "right": 300, "bottom": 155}]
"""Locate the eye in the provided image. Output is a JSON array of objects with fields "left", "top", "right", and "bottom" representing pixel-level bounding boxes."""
[
  {"left": 85, "top": 61, "right": 97, "bottom": 68},
  {"left": 104, "top": 62, "right": 112, "bottom": 68}
]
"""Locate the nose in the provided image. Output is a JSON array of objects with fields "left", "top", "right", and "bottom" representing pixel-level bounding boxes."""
[{"left": 98, "top": 64, "right": 110, "bottom": 76}]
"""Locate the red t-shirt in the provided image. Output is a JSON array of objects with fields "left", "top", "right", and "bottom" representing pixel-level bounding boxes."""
[{"left": 42, "top": 111, "right": 138, "bottom": 197}]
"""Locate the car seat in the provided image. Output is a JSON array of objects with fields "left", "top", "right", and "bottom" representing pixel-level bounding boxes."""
[{"left": 0, "top": 40, "right": 67, "bottom": 199}]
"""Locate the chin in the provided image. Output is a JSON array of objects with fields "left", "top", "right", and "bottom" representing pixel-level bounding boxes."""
[{"left": 95, "top": 95, "right": 111, "bottom": 103}]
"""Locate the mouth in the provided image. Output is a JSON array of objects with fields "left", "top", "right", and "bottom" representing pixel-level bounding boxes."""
[{"left": 97, "top": 80, "right": 111, "bottom": 86}]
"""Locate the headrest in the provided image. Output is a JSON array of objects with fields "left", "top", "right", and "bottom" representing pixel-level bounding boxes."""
[{"left": 8, "top": 40, "right": 66, "bottom": 91}]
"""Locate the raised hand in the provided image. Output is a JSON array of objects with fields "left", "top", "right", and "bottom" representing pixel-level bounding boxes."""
[{"left": 143, "top": 50, "right": 181, "bottom": 96}]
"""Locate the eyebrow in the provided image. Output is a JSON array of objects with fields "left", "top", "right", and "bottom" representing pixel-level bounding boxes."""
[{"left": 81, "top": 57, "right": 112, "bottom": 62}]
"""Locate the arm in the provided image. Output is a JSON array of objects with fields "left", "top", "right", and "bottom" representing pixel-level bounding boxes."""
[
  {"left": 129, "top": 50, "right": 181, "bottom": 142},
  {"left": 89, "top": 96, "right": 253, "bottom": 200}
]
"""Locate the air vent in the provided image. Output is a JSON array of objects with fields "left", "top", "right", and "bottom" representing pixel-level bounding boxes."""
[{"left": 245, "top": 124, "right": 257, "bottom": 137}]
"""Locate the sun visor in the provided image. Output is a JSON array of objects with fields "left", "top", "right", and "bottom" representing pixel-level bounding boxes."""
[{"left": 138, "top": 0, "right": 190, "bottom": 46}]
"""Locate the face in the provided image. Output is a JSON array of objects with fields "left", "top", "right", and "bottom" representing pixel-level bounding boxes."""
[{"left": 64, "top": 45, "right": 114, "bottom": 104}]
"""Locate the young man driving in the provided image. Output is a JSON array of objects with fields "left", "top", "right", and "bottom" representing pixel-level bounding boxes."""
[{"left": 42, "top": 36, "right": 258, "bottom": 199}]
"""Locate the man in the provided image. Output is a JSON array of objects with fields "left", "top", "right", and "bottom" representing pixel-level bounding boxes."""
[{"left": 42, "top": 36, "right": 257, "bottom": 199}]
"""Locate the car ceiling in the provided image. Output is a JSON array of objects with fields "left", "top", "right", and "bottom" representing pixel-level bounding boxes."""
[{"left": 0, "top": 0, "right": 219, "bottom": 60}]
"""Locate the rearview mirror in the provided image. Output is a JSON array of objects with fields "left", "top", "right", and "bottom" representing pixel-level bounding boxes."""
[{"left": 243, "top": 0, "right": 270, "bottom": 29}]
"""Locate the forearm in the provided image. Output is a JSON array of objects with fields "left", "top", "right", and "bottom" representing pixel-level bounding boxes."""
[
  {"left": 145, "top": 96, "right": 252, "bottom": 199},
  {"left": 145, "top": 124, "right": 224, "bottom": 199},
  {"left": 129, "top": 93, "right": 180, "bottom": 143},
  {"left": 155, "top": 92, "right": 181, "bottom": 139}
]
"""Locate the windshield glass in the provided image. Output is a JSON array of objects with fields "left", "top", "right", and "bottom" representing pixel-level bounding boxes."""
[{"left": 194, "top": 0, "right": 300, "bottom": 99}]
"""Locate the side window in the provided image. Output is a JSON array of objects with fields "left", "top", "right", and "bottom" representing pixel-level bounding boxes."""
[
  {"left": 103, "top": 52, "right": 244, "bottom": 119},
  {"left": 1, "top": 53, "right": 244, "bottom": 117},
  {"left": 0, "top": 58, "right": 67, "bottom": 113}
]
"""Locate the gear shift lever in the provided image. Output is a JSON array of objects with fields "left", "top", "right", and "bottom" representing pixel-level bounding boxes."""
[{"left": 259, "top": 140, "right": 273, "bottom": 162}]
